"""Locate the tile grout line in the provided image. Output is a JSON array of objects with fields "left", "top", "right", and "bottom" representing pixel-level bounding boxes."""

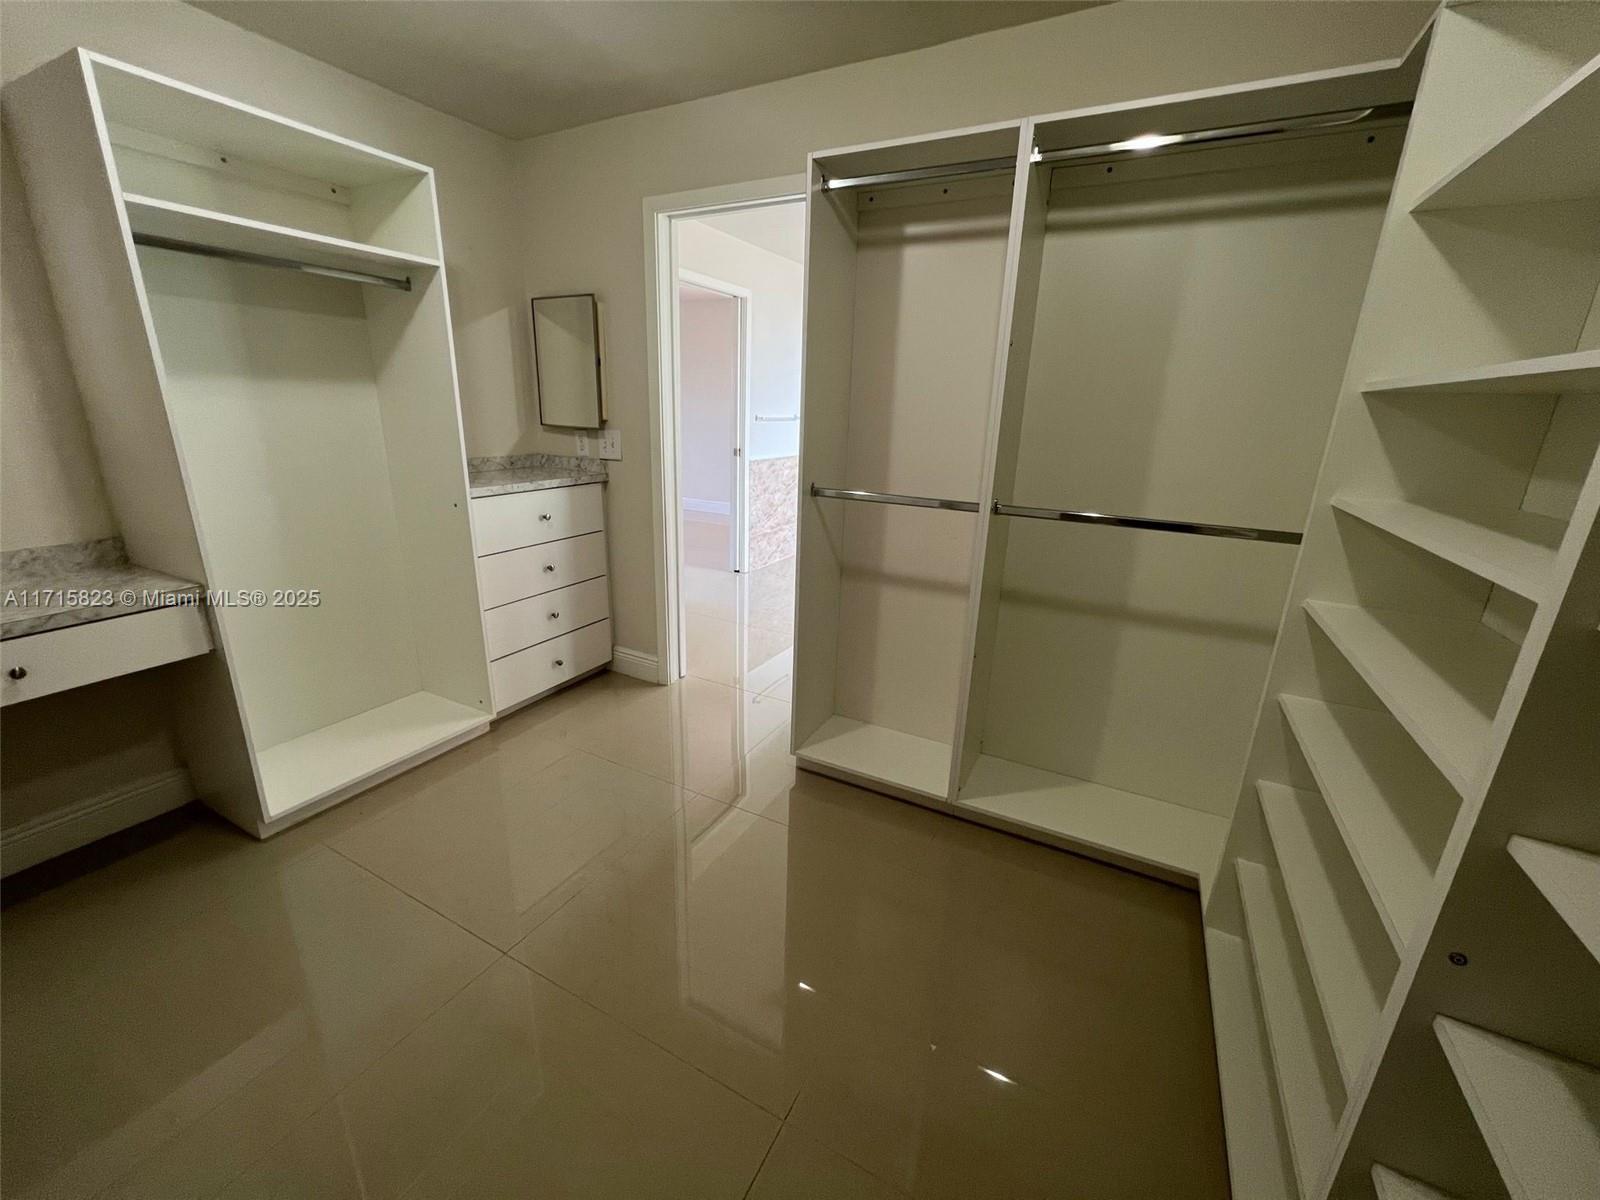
[
  {"left": 739, "top": 1121, "right": 785, "bottom": 1200},
  {"left": 324, "top": 841, "right": 510, "bottom": 959}
]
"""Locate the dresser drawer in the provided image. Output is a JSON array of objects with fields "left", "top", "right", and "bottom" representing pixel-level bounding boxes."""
[
  {"left": 472, "top": 484, "right": 604, "bottom": 556},
  {"left": 1, "top": 605, "right": 213, "bottom": 707},
  {"left": 484, "top": 577, "right": 611, "bottom": 661},
  {"left": 477, "top": 531, "right": 607, "bottom": 611},
  {"left": 491, "top": 619, "right": 611, "bottom": 712}
]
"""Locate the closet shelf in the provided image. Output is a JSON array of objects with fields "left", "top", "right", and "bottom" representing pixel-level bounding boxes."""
[
  {"left": 1332, "top": 496, "right": 1563, "bottom": 603},
  {"left": 1434, "top": 1016, "right": 1600, "bottom": 1200},
  {"left": 1304, "top": 601, "right": 1517, "bottom": 798},
  {"left": 1413, "top": 55, "right": 1600, "bottom": 211},
  {"left": 1235, "top": 859, "right": 1345, "bottom": 1198},
  {"left": 255, "top": 691, "right": 488, "bottom": 819},
  {"left": 123, "top": 193, "right": 441, "bottom": 279},
  {"left": 1507, "top": 835, "right": 1600, "bottom": 964},
  {"left": 1257, "top": 781, "right": 1389, "bottom": 1087},
  {"left": 958, "top": 755, "right": 1227, "bottom": 892},
  {"left": 1279, "top": 695, "right": 1456, "bottom": 950},
  {"left": 795, "top": 716, "right": 951, "bottom": 801},
  {"left": 1204, "top": 929, "right": 1299, "bottom": 1200},
  {"left": 1362, "top": 350, "right": 1600, "bottom": 397},
  {"left": 1371, "top": 1164, "right": 1461, "bottom": 1200}
]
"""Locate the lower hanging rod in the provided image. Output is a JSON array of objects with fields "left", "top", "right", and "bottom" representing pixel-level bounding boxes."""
[
  {"left": 809, "top": 485, "right": 979, "bottom": 512},
  {"left": 993, "top": 502, "right": 1301, "bottom": 544},
  {"left": 809, "top": 485, "right": 1300, "bottom": 543},
  {"left": 132, "top": 232, "right": 413, "bottom": 291}
]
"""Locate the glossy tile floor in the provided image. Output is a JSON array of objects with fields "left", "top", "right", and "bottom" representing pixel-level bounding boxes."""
[{"left": 1, "top": 559, "right": 1228, "bottom": 1199}]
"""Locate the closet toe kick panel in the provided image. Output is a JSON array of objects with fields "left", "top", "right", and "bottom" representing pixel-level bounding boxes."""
[{"left": 4, "top": 50, "right": 494, "bottom": 836}]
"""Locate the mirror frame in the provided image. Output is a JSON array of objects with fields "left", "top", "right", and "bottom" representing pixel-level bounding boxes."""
[{"left": 530, "top": 292, "right": 605, "bottom": 428}]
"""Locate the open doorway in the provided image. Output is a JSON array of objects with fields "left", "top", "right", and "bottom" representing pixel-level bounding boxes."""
[{"left": 664, "top": 199, "right": 806, "bottom": 686}]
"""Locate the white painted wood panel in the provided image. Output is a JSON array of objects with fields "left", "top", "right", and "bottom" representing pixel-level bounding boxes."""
[
  {"left": 1257, "top": 780, "right": 1394, "bottom": 1086},
  {"left": 1435, "top": 1017, "right": 1600, "bottom": 1200},
  {"left": 476, "top": 531, "right": 607, "bottom": 610},
  {"left": 123, "top": 193, "right": 439, "bottom": 276},
  {"left": 1236, "top": 858, "right": 1346, "bottom": 1198},
  {"left": 1304, "top": 602, "right": 1518, "bottom": 798},
  {"left": 1363, "top": 349, "right": 1600, "bottom": 396},
  {"left": 490, "top": 619, "right": 612, "bottom": 713},
  {"left": 960, "top": 755, "right": 1227, "bottom": 890},
  {"left": 1414, "top": 52, "right": 1600, "bottom": 211},
  {"left": 471, "top": 484, "right": 605, "bottom": 556},
  {"left": 255, "top": 691, "right": 488, "bottom": 819},
  {"left": 1204, "top": 928, "right": 1299, "bottom": 1200},
  {"left": 1372, "top": 1164, "right": 1460, "bottom": 1200},
  {"left": 0, "top": 607, "right": 212, "bottom": 706},
  {"left": 796, "top": 716, "right": 951, "bottom": 801},
  {"left": 483, "top": 577, "right": 610, "bottom": 661},
  {"left": 1278, "top": 695, "right": 1457, "bottom": 948},
  {"left": 1508, "top": 836, "right": 1600, "bottom": 964}
]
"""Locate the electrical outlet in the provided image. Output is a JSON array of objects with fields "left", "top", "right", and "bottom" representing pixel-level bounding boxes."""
[
  {"left": 598, "top": 427, "right": 622, "bottom": 460},
  {"left": 573, "top": 430, "right": 591, "bottom": 457}
]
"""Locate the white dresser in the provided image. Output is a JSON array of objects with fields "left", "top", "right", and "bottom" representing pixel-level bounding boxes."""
[{"left": 470, "top": 478, "right": 612, "bottom": 714}]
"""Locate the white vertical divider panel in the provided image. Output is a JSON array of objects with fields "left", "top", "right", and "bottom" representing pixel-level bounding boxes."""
[
  {"left": 365, "top": 258, "right": 493, "bottom": 715},
  {"left": 791, "top": 163, "right": 857, "bottom": 749},
  {"left": 2, "top": 49, "right": 266, "bottom": 829},
  {"left": 950, "top": 127, "right": 1046, "bottom": 796}
]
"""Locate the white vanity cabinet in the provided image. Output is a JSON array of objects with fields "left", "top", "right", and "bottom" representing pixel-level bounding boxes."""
[{"left": 471, "top": 482, "right": 612, "bottom": 713}]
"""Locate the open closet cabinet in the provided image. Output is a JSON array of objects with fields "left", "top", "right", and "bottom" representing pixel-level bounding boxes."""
[
  {"left": 1201, "top": 4, "right": 1600, "bottom": 1198},
  {"left": 5, "top": 51, "right": 493, "bottom": 835},
  {"left": 793, "top": 39, "right": 1425, "bottom": 890}
]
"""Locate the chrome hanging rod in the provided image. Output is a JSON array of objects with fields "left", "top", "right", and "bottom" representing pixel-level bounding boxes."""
[
  {"left": 754, "top": 414, "right": 800, "bottom": 422},
  {"left": 1035, "top": 102, "right": 1411, "bottom": 164},
  {"left": 993, "top": 503, "right": 1301, "bottom": 544},
  {"left": 810, "top": 485, "right": 1300, "bottom": 543},
  {"left": 822, "top": 155, "right": 1018, "bottom": 192},
  {"left": 819, "top": 102, "right": 1410, "bottom": 192},
  {"left": 132, "top": 232, "right": 413, "bottom": 291},
  {"left": 810, "top": 485, "right": 979, "bottom": 513}
]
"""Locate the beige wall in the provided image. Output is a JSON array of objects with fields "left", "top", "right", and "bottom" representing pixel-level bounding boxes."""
[
  {"left": 510, "top": 0, "right": 1433, "bottom": 656},
  {"left": 0, "top": 0, "right": 528, "bottom": 551}
]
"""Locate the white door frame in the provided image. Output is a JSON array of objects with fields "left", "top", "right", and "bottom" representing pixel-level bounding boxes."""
[
  {"left": 677, "top": 268, "right": 750, "bottom": 579},
  {"left": 643, "top": 175, "right": 804, "bottom": 683}
]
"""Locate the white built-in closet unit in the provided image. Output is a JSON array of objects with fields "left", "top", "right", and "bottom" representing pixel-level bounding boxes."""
[
  {"left": 794, "top": 123, "right": 1026, "bottom": 800},
  {"left": 4, "top": 51, "right": 493, "bottom": 835},
  {"left": 1203, "top": 5, "right": 1600, "bottom": 1199},
  {"left": 793, "top": 41, "right": 1426, "bottom": 891}
]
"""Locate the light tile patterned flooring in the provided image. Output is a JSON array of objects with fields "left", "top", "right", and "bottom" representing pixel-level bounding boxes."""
[{"left": 0, "top": 558, "right": 1228, "bottom": 1199}]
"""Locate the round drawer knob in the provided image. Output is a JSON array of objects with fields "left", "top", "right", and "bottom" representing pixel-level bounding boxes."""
[
  {"left": 8, "top": 666, "right": 27, "bottom": 680},
  {"left": 553, "top": 658, "right": 565, "bottom": 668},
  {"left": 543, "top": 564, "right": 556, "bottom": 573},
  {"left": 539, "top": 513, "right": 553, "bottom": 522}
]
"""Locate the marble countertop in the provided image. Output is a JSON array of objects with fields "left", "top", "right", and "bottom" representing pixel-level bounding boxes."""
[
  {"left": 468, "top": 454, "right": 608, "bottom": 499},
  {"left": 2, "top": 538, "right": 204, "bottom": 640}
]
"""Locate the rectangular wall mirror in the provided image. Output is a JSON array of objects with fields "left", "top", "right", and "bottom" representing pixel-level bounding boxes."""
[{"left": 531, "top": 293, "right": 605, "bottom": 428}]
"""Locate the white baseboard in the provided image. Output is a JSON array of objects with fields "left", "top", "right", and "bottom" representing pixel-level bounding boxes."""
[
  {"left": 609, "top": 645, "right": 662, "bottom": 683},
  {"left": 1, "top": 767, "right": 194, "bottom": 876},
  {"left": 682, "top": 498, "right": 731, "bottom": 518}
]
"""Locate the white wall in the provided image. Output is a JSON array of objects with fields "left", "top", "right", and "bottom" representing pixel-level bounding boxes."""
[
  {"left": 677, "top": 286, "right": 738, "bottom": 511},
  {"left": 511, "top": 1, "right": 1434, "bottom": 656},
  {"left": 677, "top": 215, "right": 804, "bottom": 462}
]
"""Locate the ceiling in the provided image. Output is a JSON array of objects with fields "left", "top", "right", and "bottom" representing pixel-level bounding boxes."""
[
  {"left": 189, "top": 1, "right": 1094, "bottom": 139},
  {"left": 695, "top": 203, "right": 806, "bottom": 264}
]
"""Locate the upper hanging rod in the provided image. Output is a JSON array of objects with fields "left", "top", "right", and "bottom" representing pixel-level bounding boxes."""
[
  {"left": 1035, "top": 101, "right": 1412, "bottom": 164},
  {"left": 819, "top": 102, "right": 1410, "bottom": 192},
  {"left": 810, "top": 485, "right": 1301, "bottom": 543},
  {"left": 131, "top": 232, "right": 414, "bottom": 291}
]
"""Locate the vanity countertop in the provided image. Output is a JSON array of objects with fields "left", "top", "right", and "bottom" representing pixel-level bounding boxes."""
[
  {"left": 2, "top": 539, "right": 204, "bottom": 640},
  {"left": 467, "top": 454, "right": 608, "bottom": 499}
]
